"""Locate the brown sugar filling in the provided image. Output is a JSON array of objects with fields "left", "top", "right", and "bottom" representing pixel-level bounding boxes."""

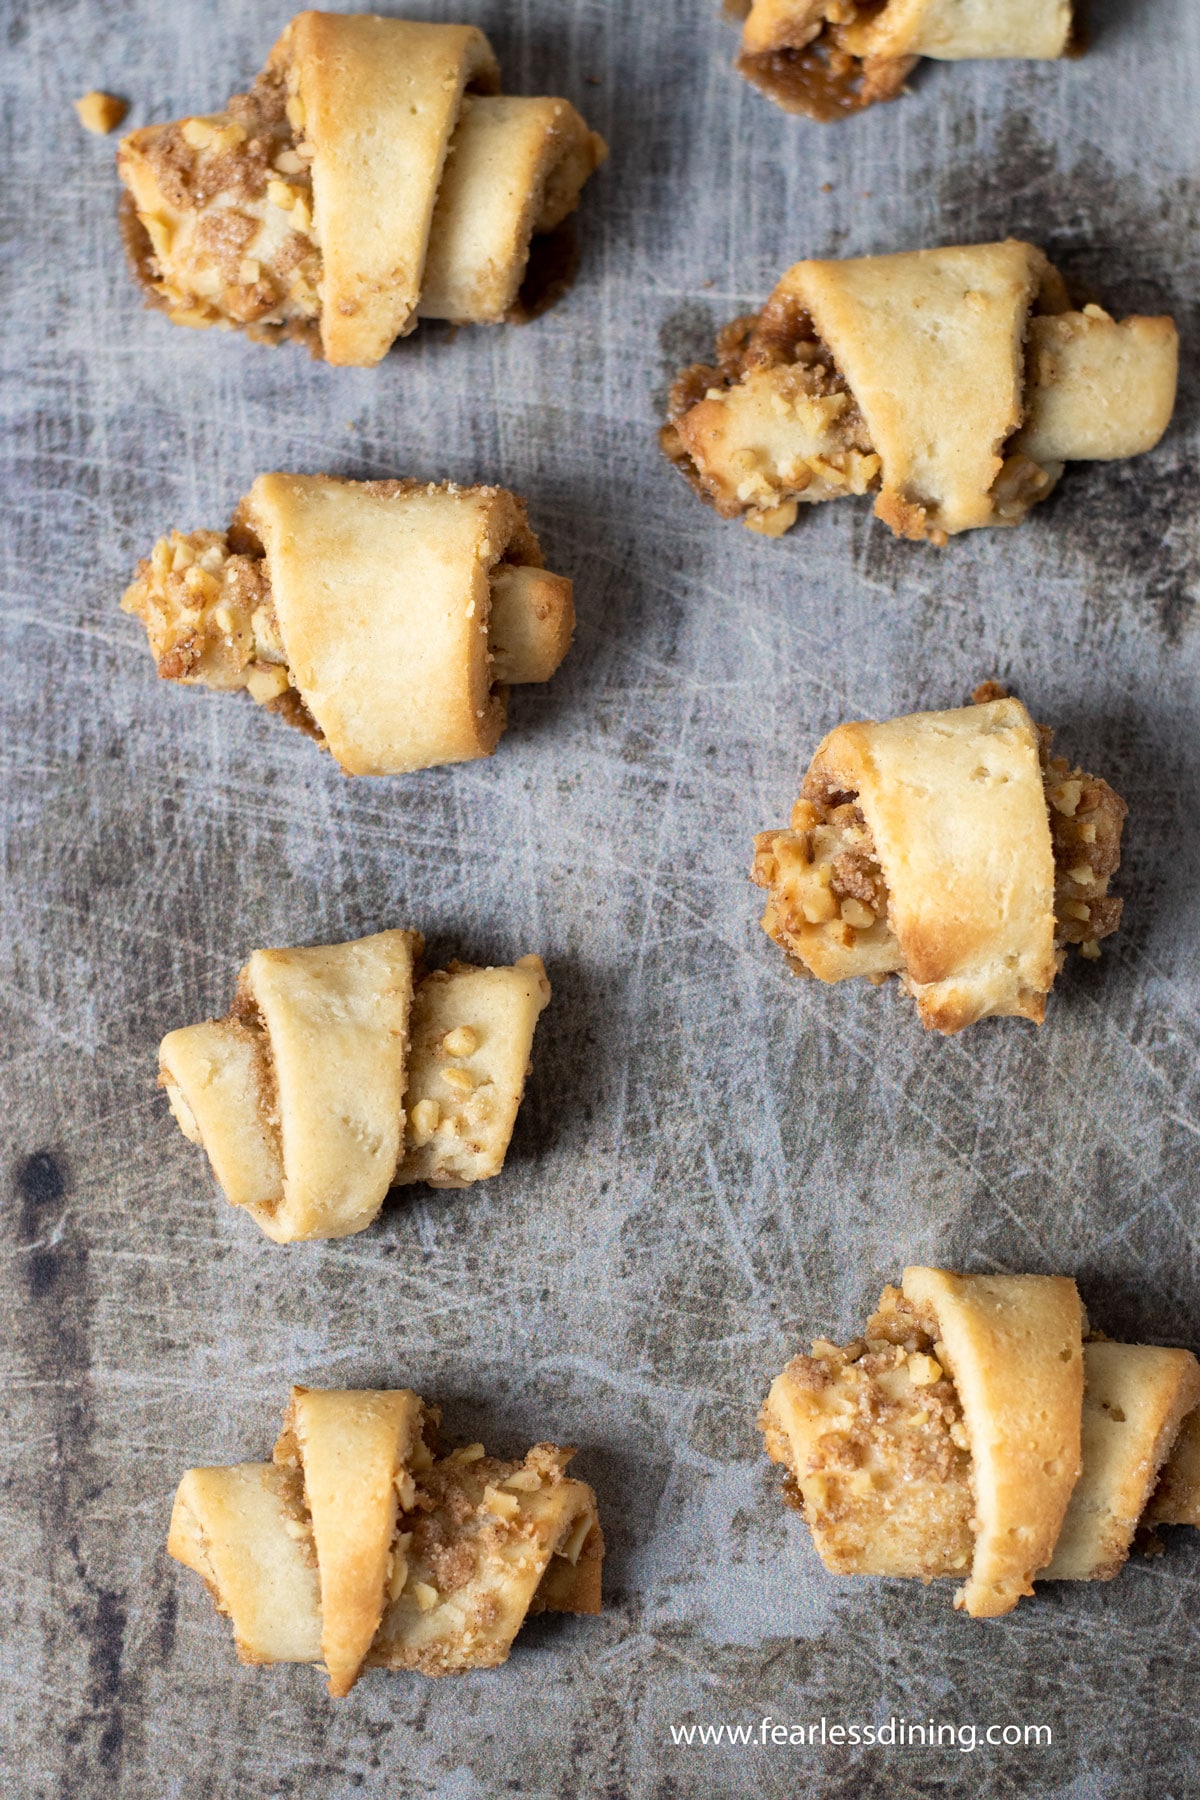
[
  {"left": 371, "top": 1430, "right": 594, "bottom": 1673},
  {"left": 737, "top": 3, "right": 914, "bottom": 121},
  {"left": 752, "top": 687, "right": 1126, "bottom": 977},
  {"left": 760, "top": 1287, "right": 975, "bottom": 1577},
  {"left": 117, "top": 68, "right": 323, "bottom": 346},
  {"left": 1040, "top": 735, "right": 1126, "bottom": 949}
]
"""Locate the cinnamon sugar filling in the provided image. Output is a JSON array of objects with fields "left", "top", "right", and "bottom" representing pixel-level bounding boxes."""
[
  {"left": 760, "top": 1286, "right": 975, "bottom": 1578},
  {"left": 737, "top": 3, "right": 913, "bottom": 120},
  {"left": 117, "top": 69, "right": 322, "bottom": 346}
]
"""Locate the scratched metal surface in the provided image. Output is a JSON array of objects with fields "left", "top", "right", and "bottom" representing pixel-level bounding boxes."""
[{"left": 1, "top": 0, "right": 1198, "bottom": 1794}]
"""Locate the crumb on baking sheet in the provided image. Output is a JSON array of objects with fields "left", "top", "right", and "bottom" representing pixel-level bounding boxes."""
[{"left": 74, "top": 91, "right": 128, "bottom": 134}]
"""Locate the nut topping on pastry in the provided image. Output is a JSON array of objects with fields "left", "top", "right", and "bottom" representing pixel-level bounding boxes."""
[
  {"left": 761, "top": 1269, "right": 1200, "bottom": 1615},
  {"left": 168, "top": 1386, "right": 603, "bottom": 1690},
  {"left": 662, "top": 242, "right": 1177, "bottom": 541},
  {"left": 123, "top": 475, "right": 574, "bottom": 776},
  {"left": 751, "top": 686, "right": 1126, "bottom": 1033},
  {"left": 116, "top": 12, "right": 606, "bottom": 363}
]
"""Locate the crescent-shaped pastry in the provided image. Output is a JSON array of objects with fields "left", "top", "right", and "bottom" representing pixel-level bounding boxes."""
[
  {"left": 662, "top": 240, "right": 1177, "bottom": 541},
  {"left": 122, "top": 475, "right": 574, "bottom": 775},
  {"left": 168, "top": 1386, "right": 603, "bottom": 1690},
  {"left": 116, "top": 12, "right": 606, "bottom": 363},
  {"left": 751, "top": 685, "right": 1126, "bottom": 1032},
  {"left": 159, "top": 929, "right": 550, "bottom": 1241},
  {"left": 733, "top": 0, "right": 1073, "bottom": 120},
  {"left": 759, "top": 1269, "right": 1200, "bottom": 1616}
]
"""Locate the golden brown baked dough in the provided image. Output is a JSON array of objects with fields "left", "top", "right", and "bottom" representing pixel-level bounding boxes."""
[
  {"left": 760, "top": 1269, "right": 1200, "bottom": 1616},
  {"left": 169, "top": 1385, "right": 603, "bottom": 1690},
  {"left": 751, "top": 686, "right": 1127, "bottom": 1032},
  {"left": 122, "top": 475, "right": 574, "bottom": 775},
  {"left": 159, "top": 929, "right": 550, "bottom": 1241},
  {"left": 735, "top": 0, "right": 1072, "bottom": 120},
  {"left": 116, "top": 13, "right": 605, "bottom": 362},
  {"left": 663, "top": 241, "right": 1177, "bottom": 541}
]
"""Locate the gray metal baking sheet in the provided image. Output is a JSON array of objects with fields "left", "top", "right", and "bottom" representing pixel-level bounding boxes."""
[{"left": 2, "top": 0, "right": 1199, "bottom": 1794}]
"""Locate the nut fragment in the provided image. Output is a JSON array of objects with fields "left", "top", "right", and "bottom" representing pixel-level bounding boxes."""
[
  {"left": 245, "top": 665, "right": 290, "bottom": 704},
  {"left": 483, "top": 1485, "right": 521, "bottom": 1521},
  {"left": 447, "top": 1443, "right": 486, "bottom": 1465},
  {"left": 558, "top": 1512, "right": 594, "bottom": 1565},
  {"left": 442, "top": 1066, "right": 475, "bottom": 1095},
  {"left": 839, "top": 897, "right": 876, "bottom": 929},
  {"left": 386, "top": 1532, "right": 412, "bottom": 1599},
  {"left": 181, "top": 116, "right": 246, "bottom": 153},
  {"left": 801, "top": 887, "right": 839, "bottom": 925},
  {"left": 745, "top": 500, "right": 799, "bottom": 538},
  {"left": 907, "top": 1353, "right": 943, "bottom": 1387},
  {"left": 442, "top": 1025, "right": 478, "bottom": 1059},
  {"left": 501, "top": 1468, "right": 542, "bottom": 1492},
  {"left": 1050, "top": 780, "right": 1082, "bottom": 818},
  {"left": 408, "top": 1098, "right": 440, "bottom": 1144},
  {"left": 74, "top": 90, "right": 127, "bottom": 134},
  {"left": 411, "top": 1580, "right": 439, "bottom": 1612}
]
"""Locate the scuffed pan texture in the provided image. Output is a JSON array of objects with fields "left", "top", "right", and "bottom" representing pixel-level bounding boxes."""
[{"left": 1, "top": 0, "right": 1198, "bottom": 1795}]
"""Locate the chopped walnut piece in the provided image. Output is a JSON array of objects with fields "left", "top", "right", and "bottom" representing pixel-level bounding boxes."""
[
  {"left": 75, "top": 90, "right": 128, "bottom": 134},
  {"left": 121, "top": 528, "right": 299, "bottom": 706}
]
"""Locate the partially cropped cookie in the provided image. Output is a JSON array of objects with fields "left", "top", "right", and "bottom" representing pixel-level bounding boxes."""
[
  {"left": 117, "top": 12, "right": 606, "bottom": 362},
  {"left": 751, "top": 685, "right": 1126, "bottom": 1032},
  {"left": 662, "top": 240, "right": 1177, "bottom": 541},
  {"left": 123, "top": 475, "right": 573, "bottom": 775},
  {"left": 169, "top": 1385, "right": 603, "bottom": 1691},
  {"left": 160, "top": 929, "right": 549, "bottom": 1241},
  {"left": 734, "top": 0, "right": 1073, "bottom": 120},
  {"left": 761, "top": 1268, "right": 1200, "bottom": 1616}
]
